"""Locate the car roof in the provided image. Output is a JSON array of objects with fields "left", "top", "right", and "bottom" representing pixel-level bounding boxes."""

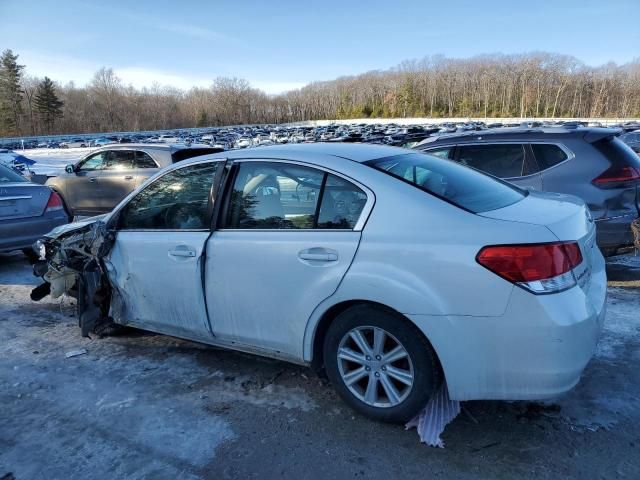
[
  {"left": 220, "top": 142, "right": 410, "bottom": 163},
  {"left": 416, "top": 126, "right": 621, "bottom": 146},
  {"left": 90, "top": 143, "right": 212, "bottom": 152}
]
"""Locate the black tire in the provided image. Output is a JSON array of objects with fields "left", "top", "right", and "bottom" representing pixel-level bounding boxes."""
[{"left": 323, "top": 304, "right": 441, "bottom": 423}]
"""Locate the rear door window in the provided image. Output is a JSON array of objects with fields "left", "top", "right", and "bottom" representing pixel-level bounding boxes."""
[
  {"left": 103, "top": 151, "right": 135, "bottom": 170},
  {"left": 530, "top": 144, "right": 569, "bottom": 170},
  {"left": 457, "top": 144, "right": 526, "bottom": 178},
  {"left": 134, "top": 151, "right": 158, "bottom": 168},
  {"left": 225, "top": 162, "right": 368, "bottom": 230},
  {"left": 318, "top": 175, "right": 367, "bottom": 229},
  {"left": 367, "top": 152, "right": 525, "bottom": 213}
]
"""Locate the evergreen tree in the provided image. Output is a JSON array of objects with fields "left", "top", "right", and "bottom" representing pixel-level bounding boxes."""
[
  {"left": 0, "top": 49, "right": 25, "bottom": 135},
  {"left": 34, "top": 77, "right": 64, "bottom": 133},
  {"left": 196, "top": 109, "right": 208, "bottom": 127}
]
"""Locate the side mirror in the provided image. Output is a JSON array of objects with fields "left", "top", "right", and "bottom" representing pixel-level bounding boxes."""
[{"left": 65, "top": 164, "right": 75, "bottom": 174}]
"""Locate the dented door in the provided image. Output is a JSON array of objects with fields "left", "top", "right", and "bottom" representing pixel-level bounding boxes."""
[
  {"left": 103, "top": 161, "right": 220, "bottom": 341},
  {"left": 106, "top": 231, "right": 212, "bottom": 340}
]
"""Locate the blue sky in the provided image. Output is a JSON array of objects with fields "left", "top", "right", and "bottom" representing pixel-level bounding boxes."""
[{"left": 1, "top": 0, "right": 638, "bottom": 94}]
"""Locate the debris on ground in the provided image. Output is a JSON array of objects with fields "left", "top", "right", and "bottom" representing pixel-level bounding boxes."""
[
  {"left": 65, "top": 348, "right": 87, "bottom": 358},
  {"left": 405, "top": 382, "right": 461, "bottom": 448}
]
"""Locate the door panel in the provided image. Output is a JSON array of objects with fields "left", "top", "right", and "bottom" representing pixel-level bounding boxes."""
[
  {"left": 67, "top": 151, "right": 107, "bottom": 215},
  {"left": 206, "top": 230, "right": 361, "bottom": 358},
  {"left": 107, "top": 231, "right": 212, "bottom": 339},
  {"left": 65, "top": 170, "right": 103, "bottom": 215},
  {"left": 104, "top": 161, "right": 220, "bottom": 340},
  {"left": 98, "top": 150, "right": 138, "bottom": 211}
]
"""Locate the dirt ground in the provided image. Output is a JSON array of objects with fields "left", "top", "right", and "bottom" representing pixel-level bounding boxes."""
[{"left": 1, "top": 252, "right": 639, "bottom": 480}]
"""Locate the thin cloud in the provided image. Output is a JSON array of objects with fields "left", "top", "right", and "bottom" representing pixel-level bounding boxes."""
[{"left": 75, "top": 1, "right": 235, "bottom": 42}]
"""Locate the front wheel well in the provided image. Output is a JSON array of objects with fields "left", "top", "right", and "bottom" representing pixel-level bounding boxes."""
[{"left": 310, "top": 300, "right": 442, "bottom": 378}]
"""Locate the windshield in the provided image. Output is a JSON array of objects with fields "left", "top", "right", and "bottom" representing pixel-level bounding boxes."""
[
  {"left": 0, "top": 164, "right": 28, "bottom": 183},
  {"left": 366, "top": 152, "right": 526, "bottom": 213}
]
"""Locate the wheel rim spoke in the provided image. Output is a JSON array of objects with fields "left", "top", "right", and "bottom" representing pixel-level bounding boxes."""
[
  {"left": 337, "top": 347, "right": 366, "bottom": 365},
  {"left": 364, "top": 375, "right": 378, "bottom": 404},
  {"left": 385, "top": 365, "right": 413, "bottom": 386},
  {"left": 349, "top": 329, "right": 372, "bottom": 355},
  {"left": 372, "top": 327, "right": 385, "bottom": 356},
  {"left": 379, "top": 373, "right": 401, "bottom": 404},
  {"left": 342, "top": 366, "right": 368, "bottom": 386},
  {"left": 382, "top": 345, "right": 408, "bottom": 364}
]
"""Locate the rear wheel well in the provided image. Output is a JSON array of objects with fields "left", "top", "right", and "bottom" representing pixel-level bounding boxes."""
[{"left": 310, "top": 300, "right": 443, "bottom": 378}]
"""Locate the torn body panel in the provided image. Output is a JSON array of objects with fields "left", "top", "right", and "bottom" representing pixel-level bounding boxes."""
[{"left": 31, "top": 219, "right": 117, "bottom": 336}]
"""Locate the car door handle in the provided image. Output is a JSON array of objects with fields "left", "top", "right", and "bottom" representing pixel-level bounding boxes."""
[
  {"left": 298, "top": 248, "right": 338, "bottom": 262},
  {"left": 124, "top": 175, "right": 134, "bottom": 180},
  {"left": 89, "top": 177, "right": 97, "bottom": 182},
  {"left": 169, "top": 249, "right": 196, "bottom": 257}
]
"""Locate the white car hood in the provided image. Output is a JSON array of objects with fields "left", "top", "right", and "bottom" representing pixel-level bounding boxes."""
[{"left": 46, "top": 214, "right": 110, "bottom": 239}]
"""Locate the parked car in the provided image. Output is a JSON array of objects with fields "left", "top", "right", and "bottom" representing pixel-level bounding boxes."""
[
  {"left": 33, "top": 143, "right": 605, "bottom": 422},
  {"left": 0, "top": 163, "right": 68, "bottom": 258},
  {"left": 91, "top": 138, "right": 118, "bottom": 147},
  {"left": 415, "top": 127, "right": 640, "bottom": 255},
  {"left": 59, "top": 139, "right": 88, "bottom": 148},
  {"left": 620, "top": 130, "right": 640, "bottom": 154},
  {"left": 45, "top": 144, "right": 222, "bottom": 217}
]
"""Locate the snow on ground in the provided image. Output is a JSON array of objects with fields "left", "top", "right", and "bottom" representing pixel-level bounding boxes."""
[
  {"left": 0, "top": 252, "right": 639, "bottom": 478},
  {"left": 16, "top": 147, "right": 96, "bottom": 175}
]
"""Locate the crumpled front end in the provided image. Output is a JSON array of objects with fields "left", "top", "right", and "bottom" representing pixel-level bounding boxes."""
[{"left": 31, "top": 220, "right": 118, "bottom": 336}]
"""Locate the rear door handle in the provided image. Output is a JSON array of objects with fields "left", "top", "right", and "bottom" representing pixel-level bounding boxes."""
[
  {"left": 169, "top": 249, "right": 196, "bottom": 257},
  {"left": 124, "top": 175, "right": 134, "bottom": 180},
  {"left": 298, "top": 248, "right": 338, "bottom": 262},
  {"left": 89, "top": 177, "right": 97, "bottom": 182}
]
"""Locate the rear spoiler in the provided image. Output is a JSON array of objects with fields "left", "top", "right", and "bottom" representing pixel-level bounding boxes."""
[{"left": 583, "top": 128, "right": 622, "bottom": 143}]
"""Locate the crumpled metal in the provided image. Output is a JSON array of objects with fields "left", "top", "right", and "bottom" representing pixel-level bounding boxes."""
[{"left": 405, "top": 382, "right": 460, "bottom": 448}]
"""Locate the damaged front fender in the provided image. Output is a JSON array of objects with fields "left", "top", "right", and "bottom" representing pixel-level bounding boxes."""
[{"left": 31, "top": 219, "right": 118, "bottom": 336}]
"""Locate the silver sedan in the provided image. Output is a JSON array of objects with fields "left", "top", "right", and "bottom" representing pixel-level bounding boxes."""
[{"left": 0, "top": 164, "right": 69, "bottom": 258}]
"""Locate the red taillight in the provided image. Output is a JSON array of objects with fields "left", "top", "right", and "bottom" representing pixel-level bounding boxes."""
[
  {"left": 476, "top": 242, "right": 583, "bottom": 283},
  {"left": 592, "top": 165, "right": 640, "bottom": 186},
  {"left": 45, "top": 191, "right": 64, "bottom": 212}
]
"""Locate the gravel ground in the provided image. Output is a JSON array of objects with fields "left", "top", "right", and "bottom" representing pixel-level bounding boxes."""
[{"left": 1, "top": 252, "right": 639, "bottom": 480}]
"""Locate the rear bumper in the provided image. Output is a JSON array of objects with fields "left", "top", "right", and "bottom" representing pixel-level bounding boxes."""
[
  {"left": 596, "top": 212, "right": 638, "bottom": 252},
  {"left": 0, "top": 211, "right": 69, "bottom": 252},
  {"left": 410, "top": 249, "right": 607, "bottom": 401}
]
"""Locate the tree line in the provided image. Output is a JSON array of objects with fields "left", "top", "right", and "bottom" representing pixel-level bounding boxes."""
[{"left": 0, "top": 49, "right": 639, "bottom": 138}]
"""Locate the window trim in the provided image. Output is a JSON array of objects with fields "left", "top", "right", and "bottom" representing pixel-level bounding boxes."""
[
  {"left": 133, "top": 150, "right": 160, "bottom": 169},
  {"left": 527, "top": 141, "right": 575, "bottom": 174},
  {"left": 110, "top": 159, "right": 224, "bottom": 232},
  {"left": 423, "top": 141, "right": 575, "bottom": 176},
  {"left": 217, "top": 158, "right": 375, "bottom": 232}
]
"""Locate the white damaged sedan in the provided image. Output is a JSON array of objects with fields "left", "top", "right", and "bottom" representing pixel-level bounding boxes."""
[{"left": 33, "top": 143, "right": 606, "bottom": 422}]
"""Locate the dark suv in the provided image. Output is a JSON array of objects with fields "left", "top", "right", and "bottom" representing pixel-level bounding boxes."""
[{"left": 415, "top": 127, "right": 640, "bottom": 255}]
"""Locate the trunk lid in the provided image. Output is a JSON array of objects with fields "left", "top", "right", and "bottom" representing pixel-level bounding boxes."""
[{"left": 0, "top": 183, "right": 52, "bottom": 220}]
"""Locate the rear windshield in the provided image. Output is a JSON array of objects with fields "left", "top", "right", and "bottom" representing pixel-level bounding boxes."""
[
  {"left": 172, "top": 148, "right": 223, "bottom": 163},
  {"left": 366, "top": 152, "right": 526, "bottom": 213},
  {"left": 593, "top": 137, "right": 640, "bottom": 169},
  {"left": 0, "top": 164, "right": 28, "bottom": 183}
]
